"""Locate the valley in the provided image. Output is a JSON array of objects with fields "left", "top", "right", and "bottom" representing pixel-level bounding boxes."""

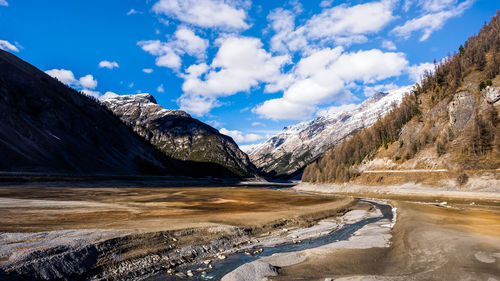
[{"left": 1, "top": 183, "right": 498, "bottom": 280}]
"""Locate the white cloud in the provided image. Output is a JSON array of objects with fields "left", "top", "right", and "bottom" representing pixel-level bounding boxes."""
[
  {"left": 100, "top": 91, "right": 119, "bottom": 100},
  {"left": 79, "top": 74, "right": 98, "bottom": 89},
  {"left": 219, "top": 128, "right": 263, "bottom": 143},
  {"left": 254, "top": 98, "right": 317, "bottom": 120},
  {"left": 126, "top": 9, "right": 139, "bottom": 16},
  {"left": 45, "top": 69, "right": 78, "bottom": 86},
  {"left": 382, "top": 40, "right": 397, "bottom": 50},
  {"left": 254, "top": 48, "right": 408, "bottom": 120},
  {"left": 142, "top": 68, "right": 153, "bottom": 73},
  {"left": 81, "top": 89, "right": 101, "bottom": 99},
  {"left": 138, "top": 27, "right": 208, "bottom": 70},
  {"left": 45, "top": 69, "right": 99, "bottom": 94},
  {"left": 179, "top": 37, "right": 290, "bottom": 115},
  {"left": 0, "top": 0, "right": 7, "bottom": 7},
  {"left": 407, "top": 62, "right": 435, "bottom": 82},
  {"left": 157, "top": 84, "right": 165, "bottom": 93},
  {"left": 152, "top": 0, "right": 250, "bottom": 30},
  {"left": 418, "top": 0, "right": 458, "bottom": 12},
  {"left": 268, "top": 0, "right": 396, "bottom": 54},
  {"left": 174, "top": 27, "right": 209, "bottom": 58},
  {"left": 0, "top": 40, "right": 19, "bottom": 52},
  {"left": 138, "top": 40, "right": 182, "bottom": 70},
  {"left": 98, "top": 60, "right": 119, "bottom": 69},
  {"left": 178, "top": 94, "right": 220, "bottom": 116},
  {"left": 98, "top": 61, "right": 119, "bottom": 69},
  {"left": 392, "top": 0, "right": 474, "bottom": 41}
]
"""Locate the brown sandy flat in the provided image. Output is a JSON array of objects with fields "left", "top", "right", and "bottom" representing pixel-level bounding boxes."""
[{"left": 0, "top": 186, "right": 354, "bottom": 233}]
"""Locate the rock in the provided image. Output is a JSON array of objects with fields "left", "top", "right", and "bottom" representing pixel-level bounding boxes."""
[
  {"left": 175, "top": 272, "right": 187, "bottom": 279},
  {"left": 448, "top": 90, "right": 474, "bottom": 130},
  {"left": 167, "top": 269, "right": 175, "bottom": 275},
  {"left": 218, "top": 254, "right": 226, "bottom": 260},
  {"left": 221, "top": 261, "right": 280, "bottom": 281},
  {"left": 187, "top": 270, "right": 194, "bottom": 277},
  {"left": 485, "top": 86, "right": 500, "bottom": 104},
  {"left": 203, "top": 259, "right": 211, "bottom": 265}
]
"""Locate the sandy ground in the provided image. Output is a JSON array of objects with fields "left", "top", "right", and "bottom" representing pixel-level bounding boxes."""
[{"left": 0, "top": 186, "right": 354, "bottom": 233}]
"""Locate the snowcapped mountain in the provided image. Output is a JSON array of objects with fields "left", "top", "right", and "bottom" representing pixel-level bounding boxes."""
[
  {"left": 101, "top": 94, "right": 258, "bottom": 178},
  {"left": 246, "top": 86, "right": 414, "bottom": 178}
]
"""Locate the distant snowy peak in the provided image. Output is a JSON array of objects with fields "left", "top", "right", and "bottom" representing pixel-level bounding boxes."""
[
  {"left": 102, "top": 94, "right": 191, "bottom": 119},
  {"left": 247, "top": 85, "right": 414, "bottom": 178}
]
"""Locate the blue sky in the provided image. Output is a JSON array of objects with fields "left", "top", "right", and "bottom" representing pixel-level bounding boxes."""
[{"left": 0, "top": 0, "right": 498, "bottom": 146}]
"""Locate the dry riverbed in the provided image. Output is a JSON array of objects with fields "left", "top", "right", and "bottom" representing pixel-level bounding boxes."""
[{"left": 0, "top": 184, "right": 356, "bottom": 280}]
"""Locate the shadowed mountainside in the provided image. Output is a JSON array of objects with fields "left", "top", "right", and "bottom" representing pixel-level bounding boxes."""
[{"left": 0, "top": 50, "right": 240, "bottom": 178}]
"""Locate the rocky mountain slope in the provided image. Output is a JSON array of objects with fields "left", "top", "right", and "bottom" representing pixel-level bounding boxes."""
[
  {"left": 246, "top": 86, "right": 413, "bottom": 178},
  {"left": 303, "top": 11, "right": 500, "bottom": 185},
  {"left": 101, "top": 94, "right": 257, "bottom": 177},
  {"left": 0, "top": 50, "right": 238, "bottom": 177}
]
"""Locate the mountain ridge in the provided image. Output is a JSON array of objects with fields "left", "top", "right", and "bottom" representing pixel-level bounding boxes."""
[
  {"left": 246, "top": 85, "right": 413, "bottom": 179},
  {"left": 101, "top": 93, "right": 258, "bottom": 178}
]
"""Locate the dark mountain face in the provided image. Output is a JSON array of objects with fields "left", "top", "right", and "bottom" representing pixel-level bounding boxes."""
[
  {"left": 0, "top": 50, "right": 239, "bottom": 177},
  {"left": 101, "top": 94, "right": 258, "bottom": 178}
]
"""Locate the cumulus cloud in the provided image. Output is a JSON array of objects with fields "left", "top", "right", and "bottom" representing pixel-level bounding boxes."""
[
  {"left": 98, "top": 60, "right": 119, "bottom": 69},
  {"left": 407, "top": 62, "right": 435, "bottom": 82},
  {"left": 45, "top": 69, "right": 98, "bottom": 92},
  {"left": 268, "top": 0, "right": 396, "bottom": 54},
  {"left": 219, "top": 128, "right": 263, "bottom": 143},
  {"left": 392, "top": 0, "right": 474, "bottom": 41},
  {"left": 45, "top": 69, "right": 78, "bottom": 86},
  {"left": 0, "top": 0, "right": 7, "bottom": 7},
  {"left": 0, "top": 40, "right": 19, "bottom": 52},
  {"left": 152, "top": 0, "right": 250, "bottom": 30},
  {"left": 79, "top": 74, "right": 98, "bottom": 89},
  {"left": 138, "top": 40, "right": 182, "bottom": 70},
  {"left": 254, "top": 47, "right": 408, "bottom": 120},
  {"left": 174, "top": 27, "right": 209, "bottom": 58},
  {"left": 100, "top": 91, "right": 119, "bottom": 100},
  {"left": 179, "top": 37, "right": 290, "bottom": 115},
  {"left": 138, "top": 26, "right": 208, "bottom": 70},
  {"left": 142, "top": 68, "right": 153, "bottom": 73}
]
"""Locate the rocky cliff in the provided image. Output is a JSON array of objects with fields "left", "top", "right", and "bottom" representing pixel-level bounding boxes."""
[
  {"left": 246, "top": 86, "right": 413, "bottom": 178},
  {"left": 101, "top": 94, "right": 258, "bottom": 178}
]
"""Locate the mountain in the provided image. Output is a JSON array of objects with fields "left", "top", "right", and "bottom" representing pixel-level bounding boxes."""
[
  {"left": 246, "top": 86, "right": 413, "bottom": 179},
  {"left": 303, "top": 11, "right": 500, "bottom": 184},
  {"left": 101, "top": 94, "right": 258, "bottom": 177},
  {"left": 0, "top": 50, "right": 237, "bottom": 177}
]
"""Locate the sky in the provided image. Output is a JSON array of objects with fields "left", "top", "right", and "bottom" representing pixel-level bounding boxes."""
[{"left": 1, "top": 0, "right": 498, "bottom": 147}]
